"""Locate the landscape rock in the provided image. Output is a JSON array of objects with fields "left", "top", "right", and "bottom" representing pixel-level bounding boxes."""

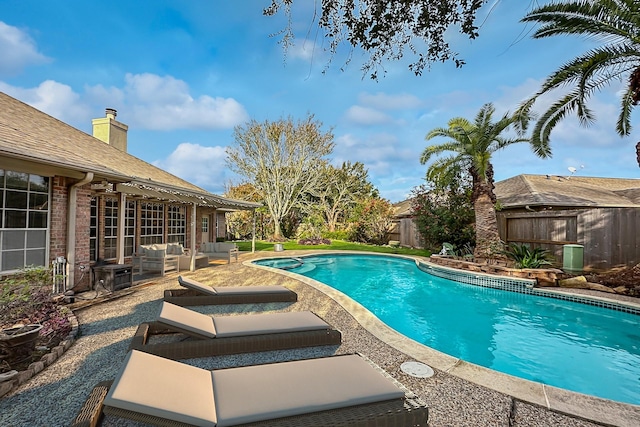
[
  {"left": 585, "top": 282, "right": 616, "bottom": 293},
  {"left": 558, "top": 276, "right": 588, "bottom": 288}
]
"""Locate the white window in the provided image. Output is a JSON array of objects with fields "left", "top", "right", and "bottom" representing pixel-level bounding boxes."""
[
  {"left": 167, "top": 205, "right": 186, "bottom": 245},
  {"left": 0, "top": 170, "right": 49, "bottom": 272},
  {"left": 140, "top": 202, "right": 164, "bottom": 245}
]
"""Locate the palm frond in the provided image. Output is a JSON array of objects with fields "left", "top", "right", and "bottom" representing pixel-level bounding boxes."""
[{"left": 617, "top": 84, "right": 634, "bottom": 135}]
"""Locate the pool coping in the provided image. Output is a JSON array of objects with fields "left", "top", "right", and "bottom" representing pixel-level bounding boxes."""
[{"left": 246, "top": 251, "right": 640, "bottom": 427}]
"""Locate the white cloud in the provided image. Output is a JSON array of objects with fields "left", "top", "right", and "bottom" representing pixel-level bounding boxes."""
[
  {"left": 334, "top": 132, "right": 418, "bottom": 177},
  {"left": 0, "top": 21, "right": 50, "bottom": 76},
  {"left": 344, "top": 105, "right": 394, "bottom": 125},
  {"left": 288, "top": 38, "right": 317, "bottom": 62},
  {"left": 153, "top": 142, "right": 229, "bottom": 192},
  {"left": 0, "top": 80, "right": 90, "bottom": 123},
  {"left": 123, "top": 73, "right": 249, "bottom": 130},
  {"left": 358, "top": 92, "right": 422, "bottom": 110}
]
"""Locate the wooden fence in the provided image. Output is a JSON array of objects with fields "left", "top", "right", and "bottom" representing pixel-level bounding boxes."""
[
  {"left": 497, "top": 207, "right": 640, "bottom": 271},
  {"left": 389, "top": 218, "right": 423, "bottom": 248}
]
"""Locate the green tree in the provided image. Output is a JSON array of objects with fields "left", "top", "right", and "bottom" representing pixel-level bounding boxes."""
[
  {"left": 520, "top": 0, "right": 640, "bottom": 167},
  {"left": 226, "top": 115, "right": 335, "bottom": 240},
  {"left": 306, "top": 161, "right": 375, "bottom": 232},
  {"left": 420, "top": 103, "right": 543, "bottom": 259},
  {"left": 263, "top": 0, "right": 486, "bottom": 78},
  {"left": 411, "top": 172, "right": 475, "bottom": 251},
  {"left": 349, "top": 197, "right": 394, "bottom": 245}
]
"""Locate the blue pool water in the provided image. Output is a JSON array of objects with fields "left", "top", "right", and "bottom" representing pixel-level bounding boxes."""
[{"left": 254, "top": 254, "right": 640, "bottom": 405}]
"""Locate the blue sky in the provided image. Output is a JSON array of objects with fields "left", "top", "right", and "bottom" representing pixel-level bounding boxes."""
[{"left": 1, "top": 1, "right": 638, "bottom": 202}]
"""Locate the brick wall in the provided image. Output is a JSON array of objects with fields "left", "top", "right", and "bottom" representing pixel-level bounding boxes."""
[
  {"left": 74, "top": 185, "right": 92, "bottom": 289},
  {"left": 49, "top": 176, "right": 68, "bottom": 260}
]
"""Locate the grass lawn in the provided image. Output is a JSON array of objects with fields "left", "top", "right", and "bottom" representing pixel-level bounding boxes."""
[{"left": 234, "top": 239, "right": 431, "bottom": 257}]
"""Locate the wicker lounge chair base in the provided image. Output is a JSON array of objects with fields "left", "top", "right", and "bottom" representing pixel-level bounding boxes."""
[
  {"left": 163, "top": 287, "right": 297, "bottom": 306},
  {"left": 73, "top": 353, "right": 429, "bottom": 427},
  {"left": 129, "top": 321, "right": 342, "bottom": 360},
  {"left": 104, "top": 393, "right": 428, "bottom": 426}
]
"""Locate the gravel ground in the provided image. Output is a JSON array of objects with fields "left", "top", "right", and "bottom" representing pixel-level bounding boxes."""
[{"left": 0, "top": 253, "right": 628, "bottom": 427}]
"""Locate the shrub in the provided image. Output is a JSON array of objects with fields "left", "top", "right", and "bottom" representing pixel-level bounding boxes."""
[
  {"left": 322, "top": 230, "right": 349, "bottom": 240},
  {"left": 0, "top": 266, "right": 71, "bottom": 340},
  {"left": 348, "top": 198, "right": 394, "bottom": 245},
  {"left": 501, "top": 243, "right": 554, "bottom": 269},
  {"left": 298, "top": 238, "right": 332, "bottom": 245}
]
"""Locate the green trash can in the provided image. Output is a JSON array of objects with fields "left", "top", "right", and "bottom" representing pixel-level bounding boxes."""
[{"left": 563, "top": 244, "right": 584, "bottom": 272}]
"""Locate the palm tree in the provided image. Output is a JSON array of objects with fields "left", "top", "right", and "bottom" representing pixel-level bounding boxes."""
[
  {"left": 420, "top": 103, "right": 547, "bottom": 259},
  {"left": 519, "top": 0, "right": 640, "bottom": 166}
]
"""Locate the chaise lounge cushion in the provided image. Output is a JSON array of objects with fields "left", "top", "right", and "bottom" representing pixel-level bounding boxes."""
[
  {"left": 212, "top": 354, "right": 405, "bottom": 426},
  {"left": 104, "top": 350, "right": 217, "bottom": 427},
  {"left": 157, "top": 301, "right": 216, "bottom": 338},
  {"left": 157, "top": 302, "right": 331, "bottom": 339},
  {"left": 104, "top": 350, "right": 406, "bottom": 427},
  {"left": 178, "top": 276, "right": 293, "bottom": 296}
]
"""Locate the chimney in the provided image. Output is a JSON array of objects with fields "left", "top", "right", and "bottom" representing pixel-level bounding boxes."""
[{"left": 92, "top": 108, "right": 128, "bottom": 152}]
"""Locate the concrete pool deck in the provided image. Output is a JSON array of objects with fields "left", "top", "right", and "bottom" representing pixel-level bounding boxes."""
[{"left": 0, "top": 250, "right": 638, "bottom": 426}]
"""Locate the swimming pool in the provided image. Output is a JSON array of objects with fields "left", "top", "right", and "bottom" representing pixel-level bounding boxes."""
[{"left": 253, "top": 253, "right": 640, "bottom": 405}]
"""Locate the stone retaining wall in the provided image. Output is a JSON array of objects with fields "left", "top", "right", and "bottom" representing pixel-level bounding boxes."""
[{"left": 428, "top": 255, "right": 566, "bottom": 287}]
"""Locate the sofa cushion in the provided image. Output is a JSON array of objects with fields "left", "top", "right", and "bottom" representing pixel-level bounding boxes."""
[
  {"left": 146, "top": 249, "right": 166, "bottom": 259},
  {"left": 166, "top": 243, "right": 184, "bottom": 255}
]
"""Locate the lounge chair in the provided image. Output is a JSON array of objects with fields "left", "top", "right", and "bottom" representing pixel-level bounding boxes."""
[
  {"left": 129, "top": 302, "right": 342, "bottom": 359},
  {"left": 73, "top": 350, "right": 429, "bottom": 427},
  {"left": 163, "top": 276, "right": 298, "bottom": 306}
]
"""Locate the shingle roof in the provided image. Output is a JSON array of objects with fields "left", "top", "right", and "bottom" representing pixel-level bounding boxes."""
[
  {"left": 393, "top": 199, "right": 414, "bottom": 218},
  {"left": 0, "top": 92, "right": 259, "bottom": 210},
  {"left": 495, "top": 174, "right": 640, "bottom": 208}
]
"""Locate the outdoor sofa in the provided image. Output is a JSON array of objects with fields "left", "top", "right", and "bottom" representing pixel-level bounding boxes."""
[
  {"left": 163, "top": 276, "right": 297, "bottom": 306},
  {"left": 128, "top": 301, "right": 342, "bottom": 360},
  {"left": 133, "top": 243, "right": 210, "bottom": 275},
  {"left": 73, "top": 350, "right": 429, "bottom": 426},
  {"left": 201, "top": 241, "right": 239, "bottom": 264}
]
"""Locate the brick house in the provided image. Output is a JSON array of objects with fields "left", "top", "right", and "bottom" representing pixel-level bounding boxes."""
[{"left": 0, "top": 92, "right": 259, "bottom": 290}]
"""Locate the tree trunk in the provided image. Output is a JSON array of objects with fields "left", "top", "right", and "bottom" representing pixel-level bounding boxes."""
[
  {"left": 272, "top": 218, "right": 283, "bottom": 240},
  {"left": 473, "top": 186, "right": 503, "bottom": 260}
]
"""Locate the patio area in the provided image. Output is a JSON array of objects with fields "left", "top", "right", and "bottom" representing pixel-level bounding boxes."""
[{"left": 0, "top": 251, "right": 635, "bottom": 426}]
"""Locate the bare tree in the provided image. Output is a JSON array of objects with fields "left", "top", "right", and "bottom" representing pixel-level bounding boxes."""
[
  {"left": 226, "top": 115, "right": 334, "bottom": 239},
  {"left": 263, "top": 0, "right": 486, "bottom": 79}
]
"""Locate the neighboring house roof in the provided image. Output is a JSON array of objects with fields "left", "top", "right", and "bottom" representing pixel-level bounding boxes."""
[
  {"left": 495, "top": 174, "right": 640, "bottom": 208},
  {"left": 0, "top": 92, "right": 259, "bottom": 210},
  {"left": 393, "top": 199, "right": 414, "bottom": 218}
]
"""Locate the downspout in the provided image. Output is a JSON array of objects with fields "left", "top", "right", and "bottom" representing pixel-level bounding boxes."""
[{"left": 67, "top": 172, "right": 94, "bottom": 290}]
